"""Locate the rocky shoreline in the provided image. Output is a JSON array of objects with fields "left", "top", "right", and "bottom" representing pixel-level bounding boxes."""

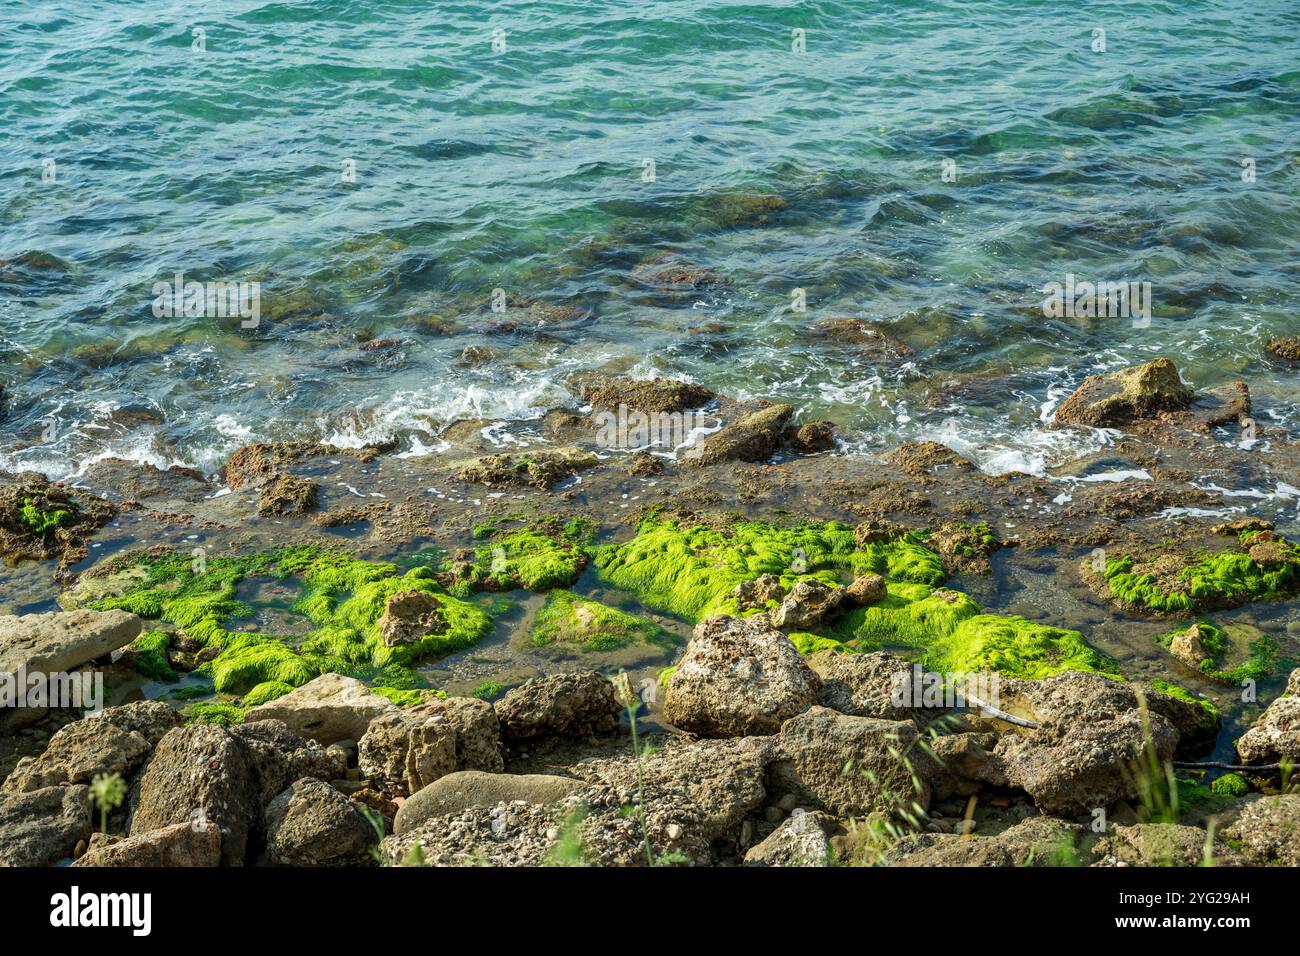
[{"left": 1, "top": 354, "right": 1298, "bottom": 867}]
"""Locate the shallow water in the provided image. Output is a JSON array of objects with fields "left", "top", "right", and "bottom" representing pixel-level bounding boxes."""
[{"left": 2, "top": 0, "right": 1298, "bottom": 479}]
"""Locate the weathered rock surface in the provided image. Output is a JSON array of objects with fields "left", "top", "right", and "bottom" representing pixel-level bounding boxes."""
[
  {"left": 1052, "top": 358, "right": 1194, "bottom": 428},
  {"left": 1099, "top": 823, "right": 1238, "bottom": 867},
  {"left": 457, "top": 447, "right": 598, "bottom": 490},
  {"left": 74, "top": 820, "right": 222, "bottom": 867},
  {"left": 0, "top": 608, "right": 141, "bottom": 676},
  {"left": 420, "top": 697, "right": 504, "bottom": 773},
  {"left": 889, "top": 816, "right": 1089, "bottom": 867},
  {"left": 1265, "top": 335, "right": 1300, "bottom": 363},
  {"left": 231, "top": 719, "right": 346, "bottom": 807},
  {"left": 731, "top": 573, "right": 785, "bottom": 612},
  {"left": 1235, "top": 694, "right": 1300, "bottom": 766},
  {"left": 244, "top": 673, "right": 396, "bottom": 745},
  {"left": 743, "top": 809, "right": 836, "bottom": 867},
  {"left": 580, "top": 375, "right": 714, "bottom": 414},
  {"left": 845, "top": 573, "right": 887, "bottom": 606},
  {"left": 694, "top": 403, "right": 793, "bottom": 465},
  {"left": 377, "top": 590, "right": 446, "bottom": 647},
  {"left": 774, "top": 706, "right": 931, "bottom": 818},
  {"left": 664, "top": 615, "right": 820, "bottom": 737},
  {"left": 394, "top": 770, "right": 580, "bottom": 836},
  {"left": 768, "top": 578, "right": 845, "bottom": 631},
  {"left": 264, "top": 777, "right": 376, "bottom": 867},
  {"left": 0, "top": 785, "right": 92, "bottom": 866},
  {"left": 256, "top": 473, "right": 319, "bottom": 517},
  {"left": 1168, "top": 622, "right": 1210, "bottom": 670},
  {"left": 495, "top": 671, "right": 621, "bottom": 744},
  {"left": 358, "top": 709, "right": 457, "bottom": 797},
  {"left": 808, "top": 650, "right": 915, "bottom": 720},
  {"left": 1220, "top": 794, "right": 1300, "bottom": 866}
]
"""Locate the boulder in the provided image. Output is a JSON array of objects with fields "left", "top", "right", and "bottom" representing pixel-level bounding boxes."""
[
  {"left": 1168, "top": 622, "right": 1210, "bottom": 669},
  {"left": 230, "top": 719, "right": 346, "bottom": 806},
  {"left": 774, "top": 706, "right": 932, "bottom": 819},
  {"left": 245, "top": 673, "right": 396, "bottom": 745},
  {"left": 731, "top": 573, "right": 785, "bottom": 612},
  {"left": 419, "top": 697, "right": 504, "bottom": 773},
  {"left": 784, "top": 421, "right": 836, "bottom": 454},
  {"left": 394, "top": 770, "right": 581, "bottom": 836},
  {"left": 808, "top": 650, "right": 916, "bottom": 720},
  {"left": 664, "top": 615, "right": 820, "bottom": 737},
  {"left": 0, "top": 608, "right": 141, "bottom": 675},
  {"left": 1235, "top": 695, "right": 1300, "bottom": 766},
  {"left": 743, "top": 809, "right": 836, "bottom": 867},
  {"left": 495, "top": 671, "right": 621, "bottom": 744},
  {"left": 264, "top": 777, "right": 376, "bottom": 866},
  {"left": 1220, "top": 794, "right": 1300, "bottom": 866},
  {"left": 845, "top": 573, "right": 887, "bottom": 607},
  {"left": 74, "top": 820, "right": 222, "bottom": 867},
  {"left": 358, "top": 709, "right": 457, "bottom": 796},
  {"left": 377, "top": 590, "right": 446, "bottom": 647},
  {"left": 694, "top": 404, "right": 793, "bottom": 465},
  {"left": 0, "top": 785, "right": 92, "bottom": 866},
  {"left": 768, "top": 579, "right": 845, "bottom": 631},
  {"left": 1052, "top": 358, "right": 1194, "bottom": 428},
  {"left": 256, "top": 473, "right": 318, "bottom": 517}
]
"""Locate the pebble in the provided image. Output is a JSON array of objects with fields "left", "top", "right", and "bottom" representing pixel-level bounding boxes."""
[{"left": 666, "top": 823, "right": 683, "bottom": 840}]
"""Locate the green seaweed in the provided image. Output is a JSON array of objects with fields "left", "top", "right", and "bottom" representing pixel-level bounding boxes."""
[
  {"left": 242, "top": 680, "right": 294, "bottom": 707},
  {"left": 19, "top": 497, "right": 74, "bottom": 535},
  {"left": 1159, "top": 621, "right": 1281, "bottom": 685},
  {"left": 125, "top": 629, "right": 176, "bottom": 683},
  {"left": 183, "top": 701, "right": 246, "bottom": 726},
  {"left": 529, "top": 590, "right": 678, "bottom": 652},
  {"left": 444, "top": 521, "right": 589, "bottom": 595},
  {"left": 1210, "top": 773, "right": 1250, "bottom": 798},
  {"left": 1150, "top": 678, "right": 1221, "bottom": 735}
]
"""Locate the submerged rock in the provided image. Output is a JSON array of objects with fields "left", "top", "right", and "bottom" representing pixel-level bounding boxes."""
[
  {"left": 1052, "top": 358, "right": 1194, "bottom": 428},
  {"left": 1265, "top": 335, "right": 1300, "bottom": 363},
  {"left": 495, "top": 671, "right": 621, "bottom": 744},
  {"left": 663, "top": 615, "right": 820, "bottom": 737},
  {"left": 244, "top": 673, "right": 397, "bottom": 746},
  {"left": 811, "top": 318, "right": 916, "bottom": 362}
]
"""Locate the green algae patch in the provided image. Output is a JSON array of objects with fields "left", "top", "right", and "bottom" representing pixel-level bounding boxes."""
[
  {"left": 1159, "top": 620, "right": 1282, "bottom": 685},
  {"left": 1210, "top": 773, "right": 1250, "bottom": 798},
  {"left": 443, "top": 518, "right": 590, "bottom": 595},
  {"left": 86, "top": 544, "right": 493, "bottom": 697},
  {"left": 593, "top": 515, "right": 944, "bottom": 623},
  {"left": 471, "top": 681, "right": 504, "bottom": 700},
  {"left": 529, "top": 590, "right": 678, "bottom": 652},
  {"left": 19, "top": 497, "right": 74, "bottom": 534},
  {"left": 1149, "top": 678, "right": 1221, "bottom": 736},
  {"left": 1088, "top": 534, "right": 1300, "bottom": 615},
  {"left": 124, "top": 629, "right": 176, "bottom": 683},
  {"left": 242, "top": 680, "right": 294, "bottom": 707},
  {"left": 183, "top": 701, "right": 245, "bottom": 726}
]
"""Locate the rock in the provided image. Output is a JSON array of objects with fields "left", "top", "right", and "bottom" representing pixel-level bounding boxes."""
[
  {"left": 394, "top": 770, "right": 581, "bottom": 836},
  {"left": 580, "top": 376, "right": 714, "bottom": 414},
  {"left": 458, "top": 345, "right": 496, "bottom": 367},
  {"left": 0, "top": 608, "right": 141, "bottom": 676},
  {"left": 1235, "top": 695, "right": 1300, "bottom": 766},
  {"left": 457, "top": 447, "right": 598, "bottom": 490},
  {"left": 264, "top": 777, "right": 376, "bottom": 866},
  {"left": 927, "top": 732, "right": 1008, "bottom": 798},
  {"left": 844, "top": 573, "right": 887, "bottom": 607},
  {"left": 358, "top": 709, "right": 457, "bottom": 796},
  {"left": 811, "top": 318, "right": 915, "bottom": 362},
  {"left": 774, "top": 706, "right": 931, "bottom": 819},
  {"left": 768, "top": 578, "right": 845, "bottom": 630},
  {"left": 743, "top": 809, "right": 836, "bottom": 867},
  {"left": 376, "top": 590, "right": 446, "bottom": 647},
  {"left": 1288, "top": 667, "right": 1300, "bottom": 697},
  {"left": 230, "top": 719, "right": 346, "bottom": 807},
  {"left": 420, "top": 697, "right": 504, "bottom": 773},
  {"left": 1052, "top": 358, "right": 1194, "bottom": 428},
  {"left": 129, "top": 724, "right": 255, "bottom": 867},
  {"left": 1168, "top": 622, "right": 1210, "bottom": 669},
  {"left": 73, "top": 820, "right": 222, "bottom": 867},
  {"left": 495, "top": 671, "right": 621, "bottom": 744},
  {"left": 1265, "top": 335, "right": 1300, "bottom": 363},
  {"left": 732, "top": 574, "right": 785, "bottom": 611},
  {"left": 889, "top": 817, "right": 1089, "bottom": 867},
  {"left": 663, "top": 615, "right": 820, "bottom": 737},
  {"left": 784, "top": 421, "right": 836, "bottom": 454},
  {"left": 222, "top": 440, "right": 314, "bottom": 490},
  {"left": 808, "top": 650, "right": 914, "bottom": 719},
  {"left": 991, "top": 672, "right": 1180, "bottom": 815},
  {"left": 244, "top": 673, "right": 397, "bottom": 745},
  {"left": 1100, "top": 823, "right": 1236, "bottom": 867},
  {"left": 885, "top": 441, "right": 972, "bottom": 476},
  {"left": 0, "top": 785, "right": 93, "bottom": 866},
  {"left": 256, "top": 473, "right": 319, "bottom": 517},
  {"left": 1221, "top": 794, "right": 1300, "bottom": 865},
  {"left": 694, "top": 403, "right": 793, "bottom": 465}
]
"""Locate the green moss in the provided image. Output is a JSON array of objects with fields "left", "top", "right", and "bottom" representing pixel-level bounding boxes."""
[
  {"left": 126, "top": 629, "right": 175, "bottom": 682},
  {"left": 471, "top": 681, "right": 504, "bottom": 700},
  {"left": 1150, "top": 679, "right": 1220, "bottom": 734},
  {"left": 657, "top": 665, "right": 677, "bottom": 688},
  {"left": 445, "top": 525, "right": 588, "bottom": 595},
  {"left": 529, "top": 590, "right": 678, "bottom": 652},
  {"left": 593, "top": 515, "right": 943, "bottom": 623},
  {"left": 1211, "top": 773, "right": 1251, "bottom": 798},
  {"left": 373, "top": 686, "right": 435, "bottom": 706},
  {"left": 183, "top": 701, "right": 245, "bottom": 726},
  {"left": 242, "top": 680, "right": 294, "bottom": 707},
  {"left": 929, "top": 614, "right": 1119, "bottom": 680},
  {"left": 19, "top": 497, "right": 74, "bottom": 534},
  {"left": 1093, "top": 537, "right": 1300, "bottom": 614},
  {"left": 1160, "top": 621, "right": 1281, "bottom": 684}
]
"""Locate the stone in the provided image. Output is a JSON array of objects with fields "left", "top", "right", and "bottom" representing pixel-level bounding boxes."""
[
  {"left": 394, "top": 770, "right": 581, "bottom": 836},
  {"left": 664, "top": 615, "right": 820, "bottom": 737},
  {"left": 377, "top": 590, "right": 446, "bottom": 647},
  {"left": 231, "top": 719, "right": 346, "bottom": 807},
  {"left": 358, "top": 709, "right": 457, "bottom": 796},
  {"left": 888, "top": 816, "right": 1090, "bottom": 867},
  {"left": 264, "top": 777, "right": 376, "bottom": 866},
  {"left": 0, "top": 608, "right": 141, "bottom": 676},
  {"left": 732, "top": 573, "right": 785, "bottom": 611},
  {"left": 256, "top": 473, "right": 319, "bottom": 517},
  {"left": 768, "top": 578, "right": 846, "bottom": 630},
  {"left": 808, "top": 650, "right": 915, "bottom": 720},
  {"left": 1235, "top": 695, "right": 1300, "bottom": 766},
  {"left": 844, "top": 573, "right": 887, "bottom": 606},
  {"left": 0, "top": 784, "right": 92, "bottom": 866},
  {"left": 1052, "top": 358, "right": 1194, "bottom": 428},
  {"left": 495, "top": 671, "right": 621, "bottom": 744},
  {"left": 1265, "top": 335, "right": 1300, "bottom": 363},
  {"left": 1168, "top": 622, "right": 1210, "bottom": 669},
  {"left": 1221, "top": 794, "right": 1300, "bottom": 865},
  {"left": 245, "top": 673, "right": 396, "bottom": 745},
  {"left": 744, "top": 809, "right": 836, "bottom": 867},
  {"left": 694, "top": 404, "right": 793, "bottom": 465},
  {"left": 74, "top": 820, "right": 222, "bottom": 867}
]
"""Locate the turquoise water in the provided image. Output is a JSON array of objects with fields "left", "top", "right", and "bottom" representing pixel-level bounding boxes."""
[{"left": 2, "top": 0, "right": 1298, "bottom": 478}]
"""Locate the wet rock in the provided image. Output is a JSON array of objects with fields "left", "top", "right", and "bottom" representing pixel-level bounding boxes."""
[
  {"left": 889, "top": 816, "right": 1089, "bottom": 867},
  {"left": 357, "top": 709, "right": 457, "bottom": 797},
  {"left": 256, "top": 473, "right": 319, "bottom": 517},
  {"left": 663, "top": 615, "right": 820, "bottom": 737},
  {"left": 628, "top": 255, "right": 728, "bottom": 302},
  {"left": 1265, "top": 335, "right": 1300, "bottom": 363},
  {"left": 845, "top": 573, "right": 887, "bottom": 607},
  {"left": 458, "top": 344, "right": 497, "bottom": 367},
  {"left": 457, "top": 446, "right": 598, "bottom": 490},
  {"left": 769, "top": 578, "right": 846, "bottom": 631},
  {"left": 1052, "top": 358, "right": 1194, "bottom": 428},
  {"left": 223, "top": 440, "right": 315, "bottom": 491},
  {"left": 991, "top": 672, "right": 1180, "bottom": 815},
  {"left": 774, "top": 706, "right": 931, "bottom": 819},
  {"left": 1168, "top": 621, "right": 1210, "bottom": 669},
  {"left": 694, "top": 403, "right": 793, "bottom": 465},
  {"left": 885, "top": 441, "right": 972, "bottom": 476},
  {"left": 1235, "top": 693, "right": 1300, "bottom": 766},
  {"left": 129, "top": 724, "right": 256, "bottom": 867},
  {"left": 783, "top": 420, "right": 836, "bottom": 454},
  {"left": 743, "top": 809, "right": 836, "bottom": 867},
  {"left": 732, "top": 573, "right": 785, "bottom": 612},
  {"left": 74, "top": 820, "right": 222, "bottom": 867},
  {"left": 580, "top": 375, "right": 714, "bottom": 414},
  {"left": 394, "top": 770, "right": 580, "bottom": 836},
  {"left": 811, "top": 318, "right": 915, "bottom": 362},
  {"left": 808, "top": 650, "right": 915, "bottom": 720},
  {"left": 244, "top": 673, "right": 397, "bottom": 746},
  {"left": 376, "top": 590, "right": 446, "bottom": 647},
  {"left": 0, "top": 785, "right": 93, "bottom": 866},
  {"left": 1220, "top": 794, "right": 1300, "bottom": 865},
  {"left": 264, "top": 777, "right": 376, "bottom": 867},
  {"left": 495, "top": 671, "right": 621, "bottom": 744},
  {"left": 0, "top": 477, "right": 117, "bottom": 570}
]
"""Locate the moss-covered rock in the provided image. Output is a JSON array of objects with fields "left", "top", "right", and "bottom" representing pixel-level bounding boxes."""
[
  {"left": 529, "top": 590, "right": 676, "bottom": 652},
  {"left": 1158, "top": 620, "right": 1281, "bottom": 685},
  {"left": 441, "top": 519, "right": 590, "bottom": 594},
  {"left": 1053, "top": 358, "right": 1194, "bottom": 428}
]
